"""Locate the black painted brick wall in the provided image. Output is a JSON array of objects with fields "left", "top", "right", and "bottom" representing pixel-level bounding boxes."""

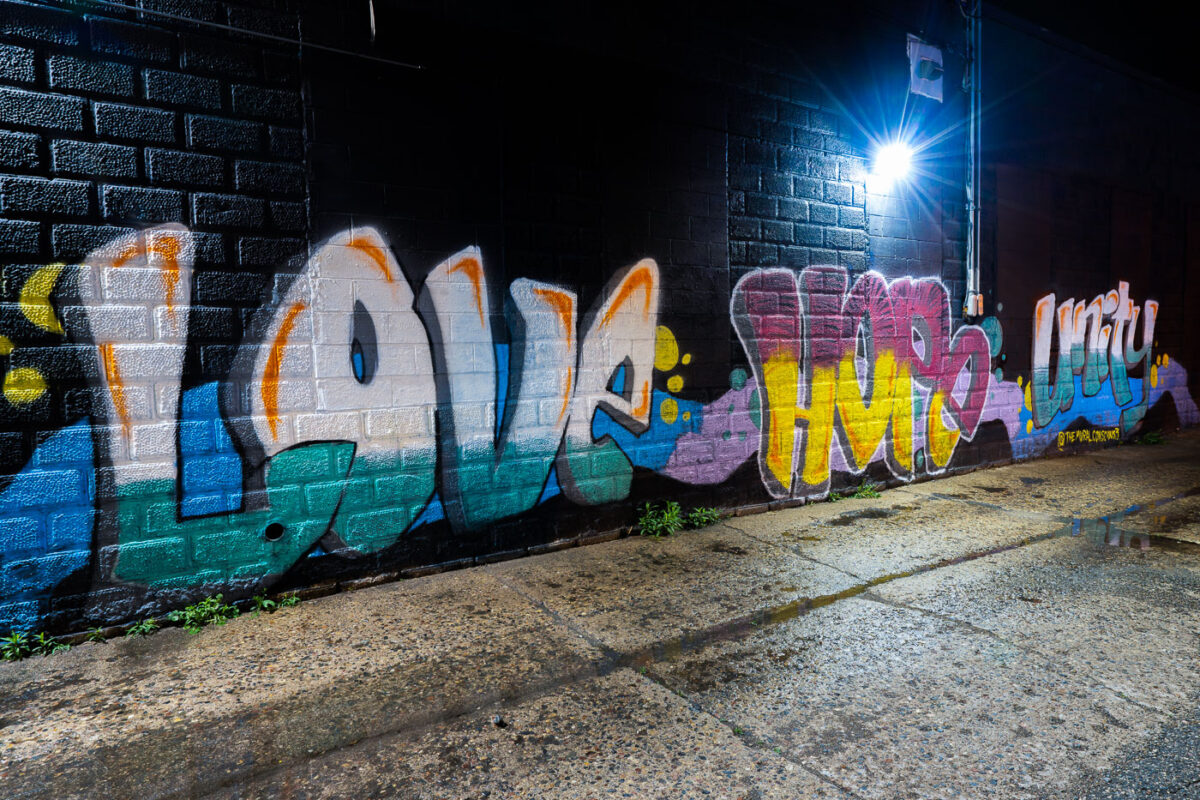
[
  {"left": 0, "top": 0, "right": 309, "bottom": 524},
  {"left": 0, "top": 0, "right": 305, "bottom": 397}
]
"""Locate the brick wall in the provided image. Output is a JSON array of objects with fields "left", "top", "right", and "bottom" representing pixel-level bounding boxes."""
[{"left": 0, "top": 0, "right": 1194, "bottom": 635}]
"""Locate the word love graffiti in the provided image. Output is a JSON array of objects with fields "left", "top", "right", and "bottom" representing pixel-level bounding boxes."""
[
  {"left": 78, "top": 225, "right": 661, "bottom": 589},
  {"left": 732, "top": 267, "right": 991, "bottom": 498}
]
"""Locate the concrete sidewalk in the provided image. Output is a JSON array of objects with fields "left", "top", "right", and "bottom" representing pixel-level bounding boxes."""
[{"left": 3, "top": 433, "right": 1200, "bottom": 800}]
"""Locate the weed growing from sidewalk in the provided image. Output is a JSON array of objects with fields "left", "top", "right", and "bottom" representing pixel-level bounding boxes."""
[
  {"left": 1, "top": 631, "right": 33, "bottom": 661},
  {"left": 638, "top": 501, "right": 684, "bottom": 537},
  {"left": 32, "top": 632, "right": 69, "bottom": 655},
  {"left": 1135, "top": 430, "right": 1165, "bottom": 445},
  {"left": 685, "top": 507, "right": 723, "bottom": 529},
  {"left": 2, "top": 631, "right": 70, "bottom": 661},
  {"left": 168, "top": 594, "right": 240, "bottom": 633},
  {"left": 2, "top": 593, "right": 304, "bottom": 665},
  {"left": 252, "top": 593, "right": 278, "bottom": 615},
  {"left": 827, "top": 481, "right": 881, "bottom": 502},
  {"left": 125, "top": 618, "right": 159, "bottom": 638},
  {"left": 252, "top": 591, "right": 299, "bottom": 615},
  {"left": 850, "top": 480, "right": 881, "bottom": 499},
  {"left": 639, "top": 503, "right": 727, "bottom": 537}
]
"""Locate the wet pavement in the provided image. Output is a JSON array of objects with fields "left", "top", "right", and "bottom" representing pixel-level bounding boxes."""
[{"left": 3, "top": 432, "right": 1200, "bottom": 799}]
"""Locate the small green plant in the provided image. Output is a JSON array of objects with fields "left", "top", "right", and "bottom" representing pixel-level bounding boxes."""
[
  {"left": 1, "top": 631, "right": 71, "bottom": 661},
  {"left": 684, "top": 506, "right": 723, "bottom": 529},
  {"left": 827, "top": 490, "right": 844, "bottom": 503},
  {"left": 252, "top": 591, "right": 300, "bottom": 615},
  {"left": 1135, "top": 430, "right": 1165, "bottom": 445},
  {"left": 125, "top": 618, "right": 159, "bottom": 638},
  {"left": 251, "top": 593, "right": 278, "bottom": 615},
  {"left": 86, "top": 627, "right": 107, "bottom": 643},
  {"left": 638, "top": 500, "right": 684, "bottom": 538},
  {"left": 167, "top": 594, "right": 239, "bottom": 633},
  {"left": 32, "top": 632, "right": 69, "bottom": 656},
  {"left": 850, "top": 480, "right": 881, "bottom": 499},
  {"left": 1, "top": 630, "right": 33, "bottom": 661}
]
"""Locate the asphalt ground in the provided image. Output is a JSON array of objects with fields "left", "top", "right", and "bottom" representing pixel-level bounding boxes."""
[{"left": 3, "top": 431, "right": 1200, "bottom": 799}]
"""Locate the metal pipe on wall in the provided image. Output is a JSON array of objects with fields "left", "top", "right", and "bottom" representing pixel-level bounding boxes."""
[{"left": 963, "top": 1, "right": 984, "bottom": 318}]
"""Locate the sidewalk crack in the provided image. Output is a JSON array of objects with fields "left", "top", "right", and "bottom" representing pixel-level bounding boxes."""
[{"left": 631, "top": 665, "right": 870, "bottom": 800}]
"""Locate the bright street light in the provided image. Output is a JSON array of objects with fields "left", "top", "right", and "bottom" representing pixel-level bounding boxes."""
[{"left": 871, "top": 141, "right": 914, "bottom": 186}]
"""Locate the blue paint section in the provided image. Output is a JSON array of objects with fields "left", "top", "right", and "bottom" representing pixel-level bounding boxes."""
[
  {"left": 1015, "top": 374, "right": 1142, "bottom": 457},
  {"left": 611, "top": 363, "right": 626, "bottom": 395},
  {"left": 592, "top": 390, "right": 704, "bottom": 471},
  {"left": 538, "top": 466, "right": 561, "bottom": 503},
  {"left": 0, "top": 420, "right": 95, "bottom": 632},
  {"left": 412, "top": 491, "right": 446, "bottom": 529},
  {"left": 179, "top": 381, "right": 242, "bottom": 518}
]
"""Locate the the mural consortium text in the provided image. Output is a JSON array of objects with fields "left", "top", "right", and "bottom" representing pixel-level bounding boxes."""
[{"left": 0, "top": 225, "right": 1195, "bottom": 630}]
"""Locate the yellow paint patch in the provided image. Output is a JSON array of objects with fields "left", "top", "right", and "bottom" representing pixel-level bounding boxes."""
[
  {"left": 660, "top": 397, "right": 679, "bottom": 425},
  {"left": 682, "top": 411, "right": 691, "bottom": 421},
  {"left": 1151, "top": 364, "right": 1158, "bottom": 388},
  {"left": 926, "top": 391, "right": 960, "bottom": 469},
  {"left": 1165, "top": 354, "right": 1170, "bottom": 367},
  {"left": 796, "top": 365, "right": 836, "bottom": 488},
  {"left": 20, "top": 263, "right": 65, "bottom": 334},
  {"left": 1016, "top": 374, "right": 1023, "bottom": 387},
  {"left": 654, "top": 325, "right": 679, "bottom": 372},
  {"left": 761, "top": 350, "right": 799, "bottom": 491},
  {"left": 1023, "top": 382, "right": 1032, "bottom": 412},
  {"left": 835, "top": 350, "right": 895, "bottom": 469},
  {"left": 667, "top": 374, "right": 684, "bottom": 393},
  {"left": 3, "top": 367, "right": 45, "bottom": 405},
  {"left": 0, "top": 335, "right": 12, "bottom": 356},
  {"left": 1026, "top": 418, "right": 1033, "bottom": 435},
  {"left": 682, "top": 353, "right": 692, "bottom": 365}
]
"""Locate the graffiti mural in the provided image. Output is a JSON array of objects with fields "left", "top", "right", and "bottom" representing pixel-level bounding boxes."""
[
  {"left": 1, "top": 223, "right": 1198, "bottom": 632},
  {"left": 1014, "top": 282, "right": 1198, "bottom": 457},
  {"left": 730, "top": 267, "right": 992, "bottom": 499}
]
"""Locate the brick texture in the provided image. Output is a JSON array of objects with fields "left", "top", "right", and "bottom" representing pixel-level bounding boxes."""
[{"left": 0, "top": 0, "right": 306, "bottom": 632}]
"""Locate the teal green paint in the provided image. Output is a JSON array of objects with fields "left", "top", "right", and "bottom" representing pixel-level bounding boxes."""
[
  {"left": 1081, "top": 346, "right": 1108, "bottom": 397},
  {"left": 1110, "top": 355, "right": 1133, "bottom": 406},
  {"left": 444, "top": 438, "right": 560, "bottom": 529},
  {"left": 328, "top": 448, "right": 435, "bottom": 552},
  {"left": 558, "top": 435, "right": 634, "bottom": 507},
  {"left": 980, "top": 316, "right": 1002, "bottom": 358},
  {"left": 1031, "top": 362, "right": 1073, "bottom": 428},
  {"left": 114, "top": 442, "right": 355, "bottom": 587}
]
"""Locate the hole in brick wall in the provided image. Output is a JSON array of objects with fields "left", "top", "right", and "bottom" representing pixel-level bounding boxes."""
[{"left": 264, "top": 522, "right": 286, "bottom": 541}]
